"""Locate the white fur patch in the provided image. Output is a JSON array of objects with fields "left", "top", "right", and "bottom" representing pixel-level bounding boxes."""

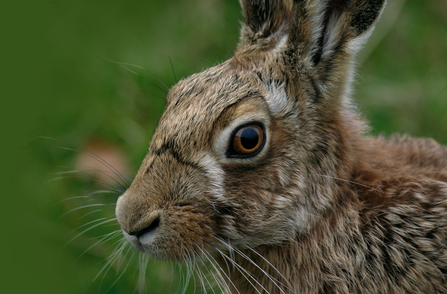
[
  {"left": 195, "top": 152, "right": 226, "bottom": 201},
  {"left": 271, "top": 32, "right": 289, "bottom": 55},
  {"left": 321, "top": 14, "right": 345, "bottom": 61},
  {"left": 347, "top": 27, "right": 374, "bottom": 54},
  {"left": 295, "top": 205, "right": 315, "bottom": 232},
  {"left": 266, "top": 83, "right": 290, "bottom": 116}
]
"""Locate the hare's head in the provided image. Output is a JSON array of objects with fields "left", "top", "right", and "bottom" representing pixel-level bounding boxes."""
[{"left": 116, "top": 0, "right": 385, "bottom": 260}]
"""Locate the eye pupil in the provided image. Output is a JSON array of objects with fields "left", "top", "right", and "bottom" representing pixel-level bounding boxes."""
[{"left": 240, "top": 128, "right": 259, "bottom": 150}]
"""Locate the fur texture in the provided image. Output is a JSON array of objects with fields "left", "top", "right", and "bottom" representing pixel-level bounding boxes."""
[{"left": 116, "top": 0, "right": 447, "bottom": 293}]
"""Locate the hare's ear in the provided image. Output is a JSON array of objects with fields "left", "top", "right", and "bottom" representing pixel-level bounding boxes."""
[
  {"left": 238, "top": 1, "right": 386, "bottom": 105},
  {"left": 239, "top": 0, "right": 293, "bottom": 45},
  {"left": 287, "top": 0, "right": 386, "bottom": 105},
  {"left": 239, "top": 0, "right": 385, "bottom": 55},
  {"left": 290, "top": 0, "right": 386, "bottom": 64}
]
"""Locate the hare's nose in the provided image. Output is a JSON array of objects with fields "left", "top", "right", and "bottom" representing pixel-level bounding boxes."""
[
  {"left": 128, "top": 216, "right": 160, "bottom": 238},
  {"left": 115, "top": 193, "right": 160, "bottom": 238}
]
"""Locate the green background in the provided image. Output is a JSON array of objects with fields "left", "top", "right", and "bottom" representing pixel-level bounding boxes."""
[{"left": 4, "top": 0, "right": 447, "bottom": 293}]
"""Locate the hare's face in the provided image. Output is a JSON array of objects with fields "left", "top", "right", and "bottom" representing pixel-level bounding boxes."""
[
  {"left": 116, "top": 0, "right": 386, "bottom": 260},
  {"left": 116, "top": 55, "right": 313, "bottom": 259}
]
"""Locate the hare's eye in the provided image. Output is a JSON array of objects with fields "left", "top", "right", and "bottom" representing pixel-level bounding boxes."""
[{"left": 228, "top": 124, "right": 265, "bottom": 157}]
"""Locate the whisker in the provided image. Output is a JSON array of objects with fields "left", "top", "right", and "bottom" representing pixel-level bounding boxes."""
[
  {"left": 191, "top": 245, "right": 218, "bottom": 294},
  {"left": 101, "top": 57, "right": 168, "bottom": 96},
  {"left": 48, "top": 175, "right": 125, "bottom": 194},
  {"left": 63, "top": 218, "right": 118, "bottom": 249},
  {"left": 56, "top": 162, "right": 128, "bottom": 190},
  {"left": 72, "top": 147, "right": 132, "bottom": 187},
  {"left": 168, "top": 55, "right": 178, "bottom": 83},
  {"left": 196, "top": 244, "right": 233, "bottom": 294},
  {"left": 235, "top": 246, "right": 289, "bottom": 294},
  {"left": 108, "top": 248, "right": 136, "bottom": 291},
  {"left": 215, "top": 235, "right": 291, "bottom": 293},
  {"left": 98, "top": 241, "right": 131, "bottom": 291},
  {"left": 41, "top": 136, "right": 132, "bottom": 187},
  {"left": 137, "top": 253, "right": 149, "bottom": 294},
  {"left": 205, "top": 249, "right": 241, "bottom": 294},
  {"left": 57, "top": 168, "right": 129, "bottom": 192},
  {"left": 65, "top": 217, "right": 109, "bottom": 236},
  {"left": 186, "top": 251, "right": 196, "bottom": 294},
  {"left": 55, "top": 190, "right": 118, "bottom": 206},
  {"left": 193, "top": 225, "right": 291, "bottom": 293},
  {"left": 191, "top": 259, "right": 207, "bottom": 294},
  {"left": 180, "top": 252, "right": 194, "bottom": 294},
  {"left": 94, "top": 237, "right": 128, "bottom": 282},
  {"left": 59, "top": 203, "right": 116, "bottom": 220},
  {"left": 183, "top": 229, "right": 260, "bottom": 293},
  {"left": 76, "top": 230, "right": 122, "bottom": 262},
  {"left": 77, "top": 209, "right": 109, "bottom": 220},
  {"left": 113, "top": 60, "right": 171, "bottom": 92},
  {"left": 305, "top": 171, "right": 380, "bottom": 192},
  {"left": 219, "top": 251, "right": 265, "bottom": 294},
  {"left": 120, "top": 86, "right": 166, "bottom": 101},
  {"left": 212, "top": 237, "right": 297, "bottom": 293}
]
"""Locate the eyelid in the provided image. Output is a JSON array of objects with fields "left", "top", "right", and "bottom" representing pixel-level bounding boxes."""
[{"left": 211, "top": 111, "right": 270, "bottom": 164}]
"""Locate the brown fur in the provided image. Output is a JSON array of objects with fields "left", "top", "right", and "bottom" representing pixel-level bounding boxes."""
[{"left": 116, "top": 0, "right": 447, "bottom": 293}]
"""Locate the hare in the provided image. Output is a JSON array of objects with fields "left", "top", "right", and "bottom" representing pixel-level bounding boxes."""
[{"left": 115, "top": 0, "right": 447, "bottom": 293}]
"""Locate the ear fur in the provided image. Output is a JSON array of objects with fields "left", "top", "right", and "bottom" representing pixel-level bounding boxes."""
[
  {"left": 239, "top": 0, "right": 385, "bottom": 57},
  {"left": 239, "top": 1, "right": 386, "bottom": 105},
  {"left": 239, "top": 0, "right": 293, "bottom": 45},
  {"left": 298, "top": 0, "right": 386, "bottom": 106},
  {"left": 306, "top": 0, "right": 387, "bottom": 65},
  {"left": 238, "top": 0, "right": 386, "bottom": 112}
]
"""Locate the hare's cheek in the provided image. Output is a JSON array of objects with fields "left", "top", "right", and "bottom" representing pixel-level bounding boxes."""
[
  {"left": 195, "top": 152, "right": 226, "bottom": 201},
  {"left": 134, "top": 209, "right": 216, "bottom": 260}
]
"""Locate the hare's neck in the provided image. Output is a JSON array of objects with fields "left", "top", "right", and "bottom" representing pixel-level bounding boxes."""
[{"left": 218, "top": 211, "right": 363, "bottom": 294}]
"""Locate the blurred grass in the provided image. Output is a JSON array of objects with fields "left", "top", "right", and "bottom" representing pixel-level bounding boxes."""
[{"left": 4, "top": 0, "right": 447, "bottom": 293}]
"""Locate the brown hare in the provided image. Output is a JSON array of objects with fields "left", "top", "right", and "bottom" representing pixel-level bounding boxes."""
[{"left": 115, "top": 0, "right": 447, "bottom": 293}]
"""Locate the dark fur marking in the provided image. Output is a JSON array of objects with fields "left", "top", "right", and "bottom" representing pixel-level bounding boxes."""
[
  {"left": 241, "top": 0, "right": 291, "bottom": 40},
  {"left": 351, "top": 0, "right": 385, "bottom": 35},
  {"left": 210, "top": 90, "right": 264, "bottom": 136},
  {"left": 313, "top": 0, "right": 348, "bottom": 65},
  {"left": 217, "top": 204, "right": 234, "bottom": 218},
  {"left": 308, "top": 74, "right": 321, "bottom": 103},
  {"left": 255, "top": 71, "right": 264, "bottom": 82},
  {"left": 153, "top": 140, "right": 203, "bottom": 171}
]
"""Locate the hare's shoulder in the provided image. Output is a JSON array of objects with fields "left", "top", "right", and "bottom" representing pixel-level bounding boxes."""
[
  {"left": 352, "top": 136, "right": 447, "bottom": 287},
  {"left": 357, "top": 135, "right": 447, "bottom": 183},
  {"left": 383, "top": 135, "right": 447, "bottom": 173},
  {"left": 355, "top": 134, "right": 447, "bottom": 230},
  {"left": 356, "top": 179, "right": 447, "bottom": 291}
]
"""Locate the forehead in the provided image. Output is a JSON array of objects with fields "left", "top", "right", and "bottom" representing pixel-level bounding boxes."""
[{"left": 150, "top": 60, "right": 266, "bottom": 155}]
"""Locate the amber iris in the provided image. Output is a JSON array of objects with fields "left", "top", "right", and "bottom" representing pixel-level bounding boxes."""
[{"left": 232, "top": 125, "right": 264, "bottom": 155}]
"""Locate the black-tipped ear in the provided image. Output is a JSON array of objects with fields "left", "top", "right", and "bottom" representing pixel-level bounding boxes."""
[
  {"left": 350, "top": 0, "right": 386, "bottom": 36},
  {"left": 282, "top": 0, "right": 386, "bottom": 107},
  {"left": 287, "top": 0, "right": 386, "bottom": 66},
  {"left": 239, "top": 0, "right": 293, "bottom": 42},
  {"left": 317, "top": 0, "right": 386, "bottom": 65}
]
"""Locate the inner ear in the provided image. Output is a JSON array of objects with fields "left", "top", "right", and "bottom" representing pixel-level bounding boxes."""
[
  {"left": 313, "top": 0, "right": 349, "bottom": 65},
  {"left": 240, "top": 0, "right": 293, "bottom": 40},
  {"left": 241, "top": 0, "right": 271, "bottom": 34},
  {"left": 350, "top": 0, "right": 385, "bottom": 35}
]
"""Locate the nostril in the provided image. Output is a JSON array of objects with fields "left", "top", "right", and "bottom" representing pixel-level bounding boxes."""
[{"left": 129, "top": 216, "right": 161, "bottom": 238}]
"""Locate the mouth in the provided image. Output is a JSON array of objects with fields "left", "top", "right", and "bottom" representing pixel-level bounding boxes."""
[
  {"left": 123, "top": 230, "right": 151, "bottom": 253},
  {"left": 122, "top": 215, "right": 165, "bottom": 256},
  {"left": 118, "top": 201, "right": 223, "bottom": 260}
]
